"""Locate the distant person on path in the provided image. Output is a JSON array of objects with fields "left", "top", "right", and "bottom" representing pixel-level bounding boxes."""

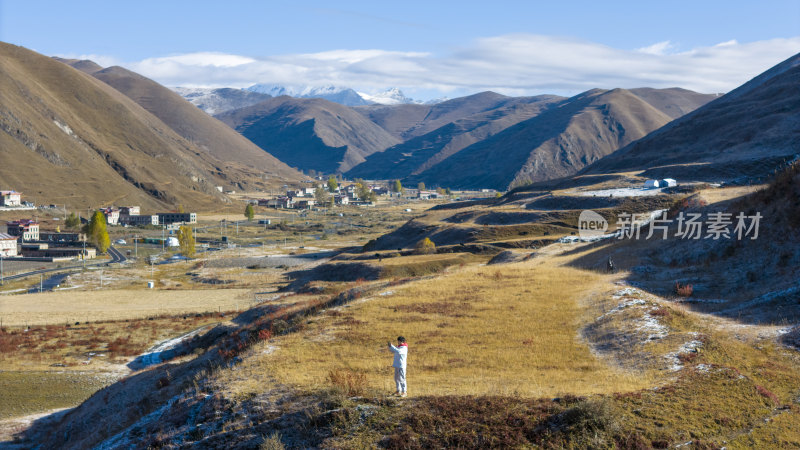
[{"left": 387, "top": 336, "right": 408, "bottom": 397}]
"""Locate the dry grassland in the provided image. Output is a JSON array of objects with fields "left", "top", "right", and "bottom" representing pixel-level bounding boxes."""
[
  {"left": 0, "top": 289, "right": 253, "bottom": 326},
  {"left": 220, "top": 252, "right": 657, "bottom": 399},
  {"left": 375, "top": 253, "right": 472, "bottom": 266}
]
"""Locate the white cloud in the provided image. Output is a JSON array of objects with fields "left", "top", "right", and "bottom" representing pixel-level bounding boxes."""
[
  {"left": 637, "top": 41, "right": 674, "bottom": 55},
  {"left": 110, "top": 34, "right": 800, "bottom": 98}
]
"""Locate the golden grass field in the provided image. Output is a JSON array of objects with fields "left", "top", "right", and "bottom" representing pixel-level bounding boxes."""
[
  {"left": 219, "top": 251, "right": 659, "bottom": 399},
  {"left": 0, "top": 288, "right": 253, "bottom": 326}
]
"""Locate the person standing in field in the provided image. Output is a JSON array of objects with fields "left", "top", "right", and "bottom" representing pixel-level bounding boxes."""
[{"left": 387, "top": 336, "right": 408, "bottom": 397}]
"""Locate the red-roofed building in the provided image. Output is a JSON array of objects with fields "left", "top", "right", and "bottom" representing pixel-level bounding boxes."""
[
  {"left": 6, "top": 219, "right": 39, "bottom": 241},
  {"left": 100, "top": 207, "right": 120, "bottom": 225},
  {"left": 1, "top": 190, "right": 21, "bottom": 207}
]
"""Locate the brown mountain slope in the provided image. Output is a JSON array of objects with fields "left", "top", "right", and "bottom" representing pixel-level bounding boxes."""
[
  {"left": 628, "top": 87, "right": 718, "bottom": 119},
  {"left": 354, "top": 91, "right": 556, "bottom": 140},
  {"left": 0, "top": 42, "right": 272, "bottom": 210},
  {"left": 216, "top": 96, "right": 401, "bottom": 173},
  {"left": 51, "top": 57, "right": 103, "bottom": 74},
  {"left": 53, "top": 60, "right": 303, "bottom": 183},
  {"left": 347, "top": 95, "right": 563, "bottom": 180},
  {"left": 347, "top": 88, "right": 712, "bottom": 184},
  {"left": 583, "top": 53, "right": 800, "bottom": 182},
  {"left": 405, "top": 88, "right": 674, "bottom": 190}
]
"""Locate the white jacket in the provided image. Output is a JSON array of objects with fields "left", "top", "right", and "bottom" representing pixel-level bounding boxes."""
[{"left": 389, "top": 343, "right": 408, "bottom": 370}]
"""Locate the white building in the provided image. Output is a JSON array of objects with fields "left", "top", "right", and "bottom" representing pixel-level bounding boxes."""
[
  {"left": 0, "top": 233, "right": 18, "bottom": 256},
  {"left": 660, "top": 178, "right": 677, "bottom": 187},
  {"left": 6, "top": 220, "right": 38, "bottom": 241},
  {"left": 1, "top": 190, "right": 22, "bottom": 207},
  {"left": 643, "top": 180, "right": 660, "bottom": 189},
  {"left": 101, "top": 207, "right": 120, "bottom": 225}
]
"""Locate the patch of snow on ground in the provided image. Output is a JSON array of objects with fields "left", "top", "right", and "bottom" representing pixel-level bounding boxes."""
[
  {"left": 97, "top": 394, "right": 182, "bottom": 449},
  {"left": 613, "top": 288, "right": 641, "bottom": 298},
  {"left": 678, "top": 298, "right": 728, "bottom": 304},
  {"left": 572, "top": 187, "right": 666, "bottom": 197},
  {"left": 722, "top": 283, "right": 800, "bottom": 313},
  {"left": 262, "top": 345, "right": 278, "bottom": 355},
  {"left": 666, "top": 337, "right": 704, "bottom": 372},
  {"left": 597, "top": 297, "right": 646, "bottom": 320},
  {"left": 379, "top": 290, "right": 394, "bottom": 296},
  {"left": 695, "top": 364, "right": 712, "bottom": 373},
  {"left": 637, "top": 314, "right": 669, "bottom": 341},
  {"left": 136, "top": 327, "right": 208, "bottom": 368}
]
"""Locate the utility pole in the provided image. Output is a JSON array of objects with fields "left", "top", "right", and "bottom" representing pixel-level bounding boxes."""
[
  {"left": 1, "top": 254, "right": 4, "bottom": 285},
  {"left": 40, "top": 274, "right": 43, "bottom": 293},
  {"left": 82, "top": 240, "right": 86, "bottom": 269},
  {"left": 134, "top": 235, "right": 138, "bottom": 258}
]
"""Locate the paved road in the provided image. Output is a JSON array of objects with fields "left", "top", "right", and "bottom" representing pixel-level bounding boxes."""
[
  {"left": 0, "top": 245, "right": 125, "bottom": 284},
  {"left": 106, "top": 245, "right": 127, "bottom": 264}
]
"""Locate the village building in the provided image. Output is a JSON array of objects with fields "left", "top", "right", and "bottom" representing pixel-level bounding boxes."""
[
  {"left": 6, "top": 219, "right": 39, "bottom": 241},
  {"left": 644, "top": 179, "right": 660, "bottom": 189},
  {"left": 1, "top": 190, "right": 22, "bottom": 207},
  {"left": 660, "top": 178, "right": 677, "bottom": 187},
  {"left": 261, "top": 197, "right": 293, "bottom": 208},
  {"left": 0, "top": 233, "right": 18, "bottom": 257},
  {"left": 418, "top": 190, "right": 439, "bottom": 200},
  {"left": 334, "top": 195, "right": 350, "bottom": 205},
  {"left": 21, "top": 242, "right": 95, "bottom": 260},
  {"left": 122, "top": 214, "right": 160, "bottom": 226},
  {"left": 372, "top": 186, "right": 390, "bottom": 196},
  {"left": 101, "top": 207, "right": 120, "bottom": 225},
  {"left": 157, "top": 212, "right": 197, "bottom": 225},
  {"left": 38, "top": 231, "right": 86, "bottom": 244},
  {"left": 295, "top": 199, "right": 316, "bottom": 209},
  {"left": 120, "top": 206, "right": 140, "bottom": 216}
]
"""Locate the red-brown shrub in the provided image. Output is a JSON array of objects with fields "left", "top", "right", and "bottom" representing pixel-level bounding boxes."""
[
  {"left": 675, "top": 282, "right": 693, "bottom": 297},
  {"left": 755, "top": 385, "right": 779, "bottom": 404}
]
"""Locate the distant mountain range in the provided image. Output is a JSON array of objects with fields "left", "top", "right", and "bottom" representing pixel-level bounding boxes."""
[
  {"left": 207, "top": 86, "right": 715, "bottom": 188},
  {"left": 173, "top": 84, "right": 436, "bottom": 113},
  {"left": 6, "top": 41, "right": 788, "bottom": 202},
  {"left": 378, "top": 87, "right": 716, "bottom": 190}
]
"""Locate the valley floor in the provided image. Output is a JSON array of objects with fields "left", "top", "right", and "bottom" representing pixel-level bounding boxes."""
[{"left": 3, "top": 184, "right": 800, "bottom": 448}]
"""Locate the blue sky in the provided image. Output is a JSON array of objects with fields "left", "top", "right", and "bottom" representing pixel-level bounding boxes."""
[{"left": 1, "top": 1, "right": 799, "bottom": 99}]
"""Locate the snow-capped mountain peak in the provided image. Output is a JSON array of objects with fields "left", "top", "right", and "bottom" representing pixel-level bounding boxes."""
[
  {"left": 358, "top": 88, "right": 416, "bottom": 105},
  {"left": 246, "top": 84, "right": 370, "bottom": 106}
]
